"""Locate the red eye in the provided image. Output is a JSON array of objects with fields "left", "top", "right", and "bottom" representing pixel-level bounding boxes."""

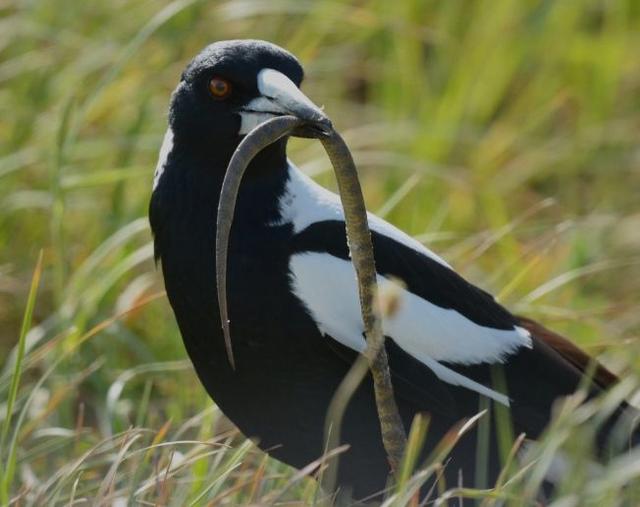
[{"left": 209, "top": 77, "right": 232, "bottom": 99}]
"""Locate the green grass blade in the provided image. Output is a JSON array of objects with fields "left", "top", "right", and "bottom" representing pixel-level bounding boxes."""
[{"left": 0, "top": 250, "right": 44, "bottom": 504}]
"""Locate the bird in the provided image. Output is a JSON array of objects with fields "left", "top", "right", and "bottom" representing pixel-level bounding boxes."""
[{"left": 149, "top": 40, "right": 638, "bottom": 502}]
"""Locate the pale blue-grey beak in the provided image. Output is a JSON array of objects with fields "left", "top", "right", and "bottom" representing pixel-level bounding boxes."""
[{"left": 239, "top": 68, "right": 331, "bottom": 136}]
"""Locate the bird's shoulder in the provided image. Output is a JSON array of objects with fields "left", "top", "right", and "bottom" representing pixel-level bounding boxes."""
[
  {"left": 280, "top": 163, "right": 523, "bottom": 340},
  {"left": 277, "top": 164, "right": 539, "bottom": 404}
]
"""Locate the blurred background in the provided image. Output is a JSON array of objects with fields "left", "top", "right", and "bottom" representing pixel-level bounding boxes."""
[{"left": 1, "top": 0, "right": 639, "bottom": 504}]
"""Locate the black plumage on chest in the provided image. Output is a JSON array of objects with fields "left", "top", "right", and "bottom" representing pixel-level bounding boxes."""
[
  {"left": 149, "top": 140, "right": 356, "bottom": 450},
  {"left": 150, "top": 140, "right": 319, "bottom": 358}
]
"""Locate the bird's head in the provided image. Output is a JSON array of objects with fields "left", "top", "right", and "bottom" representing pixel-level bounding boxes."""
[{"left": 167, "top": 39, "right": 330, "bottom": 156}]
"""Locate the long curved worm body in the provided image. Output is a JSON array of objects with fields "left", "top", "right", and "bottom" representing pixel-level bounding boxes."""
[{"left": 215, "top": 114, "right": 407, "bottom": 473}]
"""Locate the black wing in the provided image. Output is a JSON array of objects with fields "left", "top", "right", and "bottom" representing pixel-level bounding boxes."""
[{"left": 291, "top": 220, "right": 637, "bottom": 447}]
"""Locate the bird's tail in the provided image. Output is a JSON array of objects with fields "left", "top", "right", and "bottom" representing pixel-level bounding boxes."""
[{"left": 517, "top": 316, "right": 640, "bottom": 452}]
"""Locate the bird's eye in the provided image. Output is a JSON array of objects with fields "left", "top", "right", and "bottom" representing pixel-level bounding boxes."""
[{"left": 209, "top": 77, "right": 232, "bottom": 99}]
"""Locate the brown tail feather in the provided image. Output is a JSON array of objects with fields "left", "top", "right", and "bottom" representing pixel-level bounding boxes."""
[{"left": 516, "top": 315, "right": 619, "bottom": 389}]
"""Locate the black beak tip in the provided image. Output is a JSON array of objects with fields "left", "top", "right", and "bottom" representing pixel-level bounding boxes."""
[
  {"left": 311, "top": 115, "right": 333, "bottom": 137},
  {"left": 292, "top": 114, "right": 333, "bottom": 139}
]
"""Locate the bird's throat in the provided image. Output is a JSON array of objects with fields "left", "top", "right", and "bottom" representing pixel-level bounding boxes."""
[{"left": 149, "top": 133, "right": 295, "bottom": 378}]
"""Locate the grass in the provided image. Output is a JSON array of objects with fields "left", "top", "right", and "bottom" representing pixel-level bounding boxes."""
[{"left": 1, "top": 0, "right": 639, "bottom": 504}]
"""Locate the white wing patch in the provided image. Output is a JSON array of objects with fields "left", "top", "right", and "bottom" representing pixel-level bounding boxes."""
[
  {"left": 152, "top": 128, "right": 174, "bottom": 191},
  {"left": 276, "top": 163, "right": 452, "bottom": 268},
  {"left": 289, "top": 252, "right": 531, "bottom": 406}
]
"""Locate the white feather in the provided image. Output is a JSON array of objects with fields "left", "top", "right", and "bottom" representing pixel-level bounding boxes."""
[
  {"left": 239, "top": 110, "right": 280, "bottom": 135},
  {"left": 289, "top": 252, "right": 532, "bottom": 405},
  {"left": 152, "top": 128, "right": 174, "bottom": 191},
  {"left": 239, "top": 96, "right": 290, "bottom": 135},
  {"left": 276, "top": 162, "right": 452, "bottom": 268}
]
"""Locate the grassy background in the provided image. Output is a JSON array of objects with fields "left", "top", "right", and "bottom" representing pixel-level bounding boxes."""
[{"left": 1, "top": 0, "right": 639, "bottom": 504}]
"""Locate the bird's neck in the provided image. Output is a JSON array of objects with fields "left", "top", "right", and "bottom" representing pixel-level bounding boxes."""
[
  {"left": 151, "top": 135, "right": 291, "bottom": 231},
  {"left": 149, "top": 134, "right": 293, "bottom": 371},
  {"left": 231, "top": 137, "right": 292, "bottom": 225}
]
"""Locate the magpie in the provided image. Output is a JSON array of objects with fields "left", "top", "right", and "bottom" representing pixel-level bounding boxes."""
[{"left": 149, "top": 40, "right": 638, "bottom": 501}]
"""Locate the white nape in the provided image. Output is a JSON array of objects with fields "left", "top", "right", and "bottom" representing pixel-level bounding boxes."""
[
  {"left": 152, "top": 128, "right": 174, "bottom": 191},
  {"left": 276, "top": 162, "right": 452, "bottom": 268},
  {"left": 289, "top": 252, "right": 532, "bottom": 406}
]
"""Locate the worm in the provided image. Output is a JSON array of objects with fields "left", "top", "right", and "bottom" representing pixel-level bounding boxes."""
[
  {"left": 215, "top": 114, "right": 407, "bottom": 474},
  {"left": 215, "top": 115, "right": 304, "bottom": 371}
]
